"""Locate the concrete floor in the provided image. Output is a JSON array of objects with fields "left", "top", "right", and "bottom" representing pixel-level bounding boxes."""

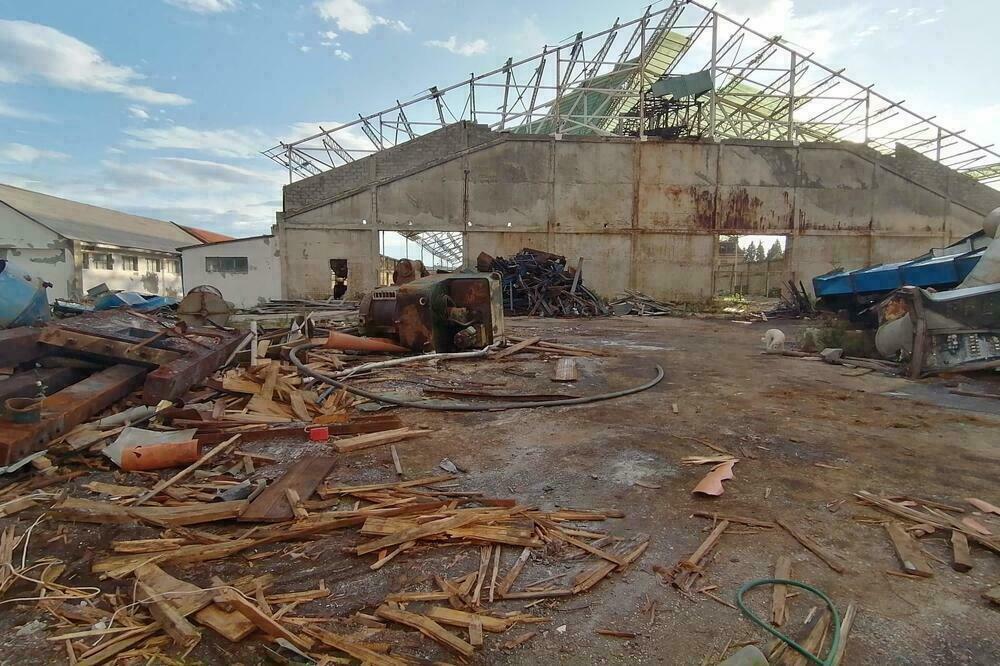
[{"left": 2, "top": 315, "right": 998, "bottom": 665}]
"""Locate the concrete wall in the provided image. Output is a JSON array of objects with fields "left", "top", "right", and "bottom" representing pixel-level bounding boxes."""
[
  {"left": 0, "top": 203, "right": 74, "bottom": 299},
  {"left": 280, "top": 131, "right": 1000, "bottom": 301},
  {"left": 182, "top": 236, "right": 281, "bottom": 309},
  {"left": 80, "top": 249, "right": 183, "bottom": 299}
]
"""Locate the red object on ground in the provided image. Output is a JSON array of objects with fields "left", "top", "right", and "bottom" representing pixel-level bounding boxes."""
[
  {"left": 121, "top": 440, "right": 201, "bottom": 471},
  {"left": 306, "top": 425, "right": 330, "bottom": 442}
]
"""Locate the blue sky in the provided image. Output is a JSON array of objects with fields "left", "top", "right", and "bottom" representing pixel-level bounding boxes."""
[{"left": 0, "top": 0, "right": 996, "bottom": 240}]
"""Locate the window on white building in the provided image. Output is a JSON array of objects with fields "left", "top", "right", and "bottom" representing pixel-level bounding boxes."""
[
  {"left": 165, "top": 259, "right": 180, "bottom": 274},
  {"left": 84, "top": 252, "right": 113, "bottom": 270},
  {"left": 206, "top": 256, "right": 249, "bottom": 273},
  {"left": 121, "top": 255, "right": 138, "bottom": 272},
  {"left": 146, "top": 258, "right": 162, "bottom": 273}
]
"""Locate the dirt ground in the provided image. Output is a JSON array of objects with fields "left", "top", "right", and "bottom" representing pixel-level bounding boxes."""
[{"left": 2, "top": 315, "right": 999, "bottom": 665}]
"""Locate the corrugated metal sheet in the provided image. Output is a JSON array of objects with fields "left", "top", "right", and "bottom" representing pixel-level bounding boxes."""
[{"left": 0, "top": 183, "right": 198, "bottom": 253}]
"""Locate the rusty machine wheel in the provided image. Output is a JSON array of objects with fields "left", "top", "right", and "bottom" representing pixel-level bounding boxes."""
[{"left": 177, "top": 285, "right": 232, "bottom": 327}]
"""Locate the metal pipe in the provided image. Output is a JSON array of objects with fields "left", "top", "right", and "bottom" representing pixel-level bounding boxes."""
[{"left": 291, "top": 343, "right": 664, "bottom": 412}]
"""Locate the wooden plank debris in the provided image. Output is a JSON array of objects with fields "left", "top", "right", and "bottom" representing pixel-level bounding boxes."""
[
  {"left": 217, "top": 590, "right": 312, "bottom": 650},
  {"left": 132, "top": 435, "right": 241, "bottom": 506},
  {"left": 239, "top": 456, "right": 336, "bottom": 523},
  {"left": 551, "top": 358, "right": 578, "bottom": 381},
  {"left": 375, "top": 604, "right": 474, "bottom": 657},
  {"left": 497, "top": 546, "right": 532, "bottom": 598},
  {"left": 777, "top": 519, "right": 846, "bottom": 574},
  {"left": 304, "top": 625, "right": 407, "bottom": 666},
  {"left": 950, "top": 530, "right": 973, "bottom": 573},
  {"left": 332, "top": 427, "right": 431, "bottom": 453},
  {"left": 885, "top": 523, "right": 933, "bottom": 577},
  {"left": 357, "top": 511, "right": 484, "bottom": 555},
  {"left": 493, "top": 337, "right": 542, "bottom": 360},
  {"left": 772, "top": 556, "right": 792, "bottom": 626}
]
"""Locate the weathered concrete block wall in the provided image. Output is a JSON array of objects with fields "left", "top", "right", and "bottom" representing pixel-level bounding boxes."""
[
  {"left": 280, "top": 130, "right": 991, "bottom": 301},
  {"left": 283, "top": 122, "right": 497, "bottom": 214},
  {"left": 890, "top": 145, "right": 1000, "bottom": 216}
]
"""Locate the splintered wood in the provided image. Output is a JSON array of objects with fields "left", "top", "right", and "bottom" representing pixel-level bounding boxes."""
[{"left": 20, "top": 459, "right": 643, "bottom": 664}]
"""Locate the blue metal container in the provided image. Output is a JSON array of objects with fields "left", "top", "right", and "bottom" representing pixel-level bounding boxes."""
[
  {"left": 0, "top": 259, "right": 51, "bottom": 328},
  {"left": 813, "top": 231, "right": 988, "bottom": 299}
]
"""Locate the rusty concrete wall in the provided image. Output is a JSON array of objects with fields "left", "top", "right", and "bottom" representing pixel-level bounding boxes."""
[{"left": 280, "top": 133, "right": 990, "bottom": 301}]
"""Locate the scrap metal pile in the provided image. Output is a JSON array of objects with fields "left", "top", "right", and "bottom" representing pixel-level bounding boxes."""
[
  {"left": 477, "top": 248, "right": 610, "bottom": 317},
  {"left": 0, "top": 289, "right": 660, "bottom": 663}
]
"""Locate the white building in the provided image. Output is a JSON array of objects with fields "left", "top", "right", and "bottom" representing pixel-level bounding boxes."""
[
  {"left": 0, "top": 183, "right": 213, "bottom": 301},
  {"left": 180, "top": 235, "right": 282, "bottom": 309}
]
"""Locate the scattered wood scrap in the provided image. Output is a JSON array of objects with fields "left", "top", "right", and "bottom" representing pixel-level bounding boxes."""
[{"left": 885, "top": 522, "right": 933, "bottom": 577}]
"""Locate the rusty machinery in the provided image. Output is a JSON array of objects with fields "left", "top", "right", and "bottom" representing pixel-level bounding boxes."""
[{"left": 359, "top": 273, "right": 504, "bottom": 353}]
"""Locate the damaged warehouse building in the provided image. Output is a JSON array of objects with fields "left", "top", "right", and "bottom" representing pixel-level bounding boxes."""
[{"left": 1, "top": 1, "right": 999, "bottom": 665}]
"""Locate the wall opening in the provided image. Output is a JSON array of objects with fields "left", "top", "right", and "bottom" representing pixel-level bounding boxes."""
[
  {"left": 715, "top": 234, "right": 788, "bottom": 297},
  {"left": 330, "top": 258, "right": 349, "bottom": 299},
  {"left": 378, "top": 230, "right": 464, "bottom": 286}
]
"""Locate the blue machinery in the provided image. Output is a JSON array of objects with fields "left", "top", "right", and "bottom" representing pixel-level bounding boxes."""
[{"left": 812, "top": 231, "right": 989, "bottom": 305}]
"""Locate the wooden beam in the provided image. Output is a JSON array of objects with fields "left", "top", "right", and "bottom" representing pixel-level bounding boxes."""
[
  {"left": 950, "top": 530, "right": 972, "bottom": 573},
  {"left": 772, "top": 556, "right": 791, "bottom": 626},
  {"left": 239, "top": 457, "right": 335, "bottom": 522},
  {"left": 777, "top": 519, "right": 846, "bottom": 574},
  {"left": 375, "top": 604, "right": 474, "bottom": 657},
  {"left": 885, "top": 523, "right": 933, "bottom": 577}
]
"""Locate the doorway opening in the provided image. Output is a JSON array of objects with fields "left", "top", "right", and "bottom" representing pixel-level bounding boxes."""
[
  {"left": 715, "top": 234, "right": 788, "bottom": 297},
  {"left": 330, "top": 259, "right": 349, "bottom": 299},
  {"left": 378, "top": 230, "right": 464, "bottom": 286}
]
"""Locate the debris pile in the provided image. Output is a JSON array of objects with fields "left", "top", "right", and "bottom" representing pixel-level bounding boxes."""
[
  {"left": 761, "top": 280, "right": 815, "bottom": 319},
  {"left": 0, "top": 299, "right": 660, "bottom": 663},
  {"left": 478, "top": 248, "right": 609, "bottom": 317},
  {"left": 608, "top": 289, "right": 682, "bottom": 316}
]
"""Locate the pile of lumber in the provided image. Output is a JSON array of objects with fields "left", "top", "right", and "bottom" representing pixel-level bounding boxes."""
[
  {"left": 608, "top": 290, "right": 683, "bottom": 316},
  {"left": 477, "top": 248, "right": 610, "bottom": 317}
]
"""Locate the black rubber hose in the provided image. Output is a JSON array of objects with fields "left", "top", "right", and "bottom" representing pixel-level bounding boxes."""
[{"left": 289, "top": 343, "right": 664, "bottom": 412}]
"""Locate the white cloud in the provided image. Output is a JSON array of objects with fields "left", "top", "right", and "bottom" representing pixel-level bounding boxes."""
[
  {"left": 163, "top": 0, "right": 239, "bottom": 13},
  {"left": 128, "top": 105, "right": 150, "bottom": 120},
  {"left": 300, "top": 45, "right": 312, "bottom": 53},
  {"left": 123, "top": 125, "right": 267, "bottom": 158},
  {"left": 0, "top": 20, "right": 190, "bottom": 106},
  {"left": 508, "top": 16, "right": 547, "bottom": 56},
  {"left": 319, "top": 30, "right": 338, "bottom": 40},
  {"left": 0, "top": 142, "right": 69, "bottom": 163},
  {"left": 715, "top": 0, "right": 869, "bottom": 58},
  {"left": 314, "top": 0, "right": 410, "bottom": 35},
  {"left": 333, "top": 49, "right": 352, "bottom": 61},
  {"left": 425, "top": 35, "right": 489, "bottom": 57},
  {"left": 0, "top": 98, "right": 50, "bottom": 122},
  {"left": 17, "top": 155, "right": 285, "bottom": 237}
]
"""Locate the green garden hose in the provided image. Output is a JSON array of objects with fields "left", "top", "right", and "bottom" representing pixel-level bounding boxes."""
[{"left": 736, "top": 579, "right": 841, "bottom": 666}]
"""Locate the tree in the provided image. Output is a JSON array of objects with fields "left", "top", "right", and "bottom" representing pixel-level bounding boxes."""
[
  {"left": 766, "top": 239, "right": 784, "bottom": 261},
  {"left": 754, "top": 242, "right": 767, "bottom": 262},
  {"left": 743, "top": 241, "right": 758, "bottom": 263}
]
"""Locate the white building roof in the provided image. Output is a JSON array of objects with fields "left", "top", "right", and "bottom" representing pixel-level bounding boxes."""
[{"left": 0, "top": 183, "right": 198, "bottom": 253}]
